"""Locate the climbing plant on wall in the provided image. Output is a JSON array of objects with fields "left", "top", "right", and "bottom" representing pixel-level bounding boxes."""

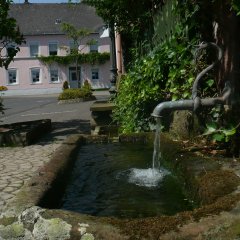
[{"left": 38, "top": 52, "right": 110, "bottom": 66}]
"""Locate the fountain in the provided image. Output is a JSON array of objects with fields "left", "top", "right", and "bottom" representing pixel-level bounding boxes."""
[
  {"left": 139, "top": 43, "right": 232, "bottom": 189},
  {"left": 59, "top": 42, "right": 231, "bottom": 218},
  {"left": 1, "top": 43, "right": 239, "bottom": 239}
]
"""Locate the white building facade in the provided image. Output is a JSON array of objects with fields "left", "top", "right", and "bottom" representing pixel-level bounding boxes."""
[{"left": 0, "top": 2, "right": 111, "bottom": 96}]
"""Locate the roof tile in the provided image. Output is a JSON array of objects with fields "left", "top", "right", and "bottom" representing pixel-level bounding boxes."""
[{"left": 9, "top": 3, "right": 104, "bottom": 35}]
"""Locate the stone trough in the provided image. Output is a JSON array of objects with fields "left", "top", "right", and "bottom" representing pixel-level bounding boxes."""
[{"left": 1, "top": 133, "right": 240, "bottom": 239}]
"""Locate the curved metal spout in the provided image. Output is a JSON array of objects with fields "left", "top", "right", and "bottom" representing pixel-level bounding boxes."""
[
  {"left": 152, "top": 42, "right": 230, "bottom": 118},
  {"left": 152, "top": 81, "right": 231, "bottom": 118},
  {"left": 192, "top": 42, "right": 222, "bottom": 100}
]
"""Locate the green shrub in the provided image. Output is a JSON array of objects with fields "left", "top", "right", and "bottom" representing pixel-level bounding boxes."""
[
  {"left": 81, "top": 80, "right": 92, "bottom": 97},
  {"left": 113, "top": 33, "right": 197, "bottom": 133},
  {"left": 58, "top": 87, "right": 93, "bottom": 100},
  {"left": 62, "top": 81, "right": 69, "bottom": 90}
]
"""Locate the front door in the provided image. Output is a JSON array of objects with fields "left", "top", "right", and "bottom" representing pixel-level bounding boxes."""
[{"left": 69, "top": 67, "right": 81, "bottom": 88}]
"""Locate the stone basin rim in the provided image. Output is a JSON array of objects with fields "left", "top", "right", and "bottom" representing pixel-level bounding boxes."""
[{"left": 1, "top": 133, "right": 240, "bottom": 239}]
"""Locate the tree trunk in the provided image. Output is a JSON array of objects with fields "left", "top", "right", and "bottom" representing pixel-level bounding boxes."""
[{"left": 215, "top": 1, "right": 240, "bottom": 157}]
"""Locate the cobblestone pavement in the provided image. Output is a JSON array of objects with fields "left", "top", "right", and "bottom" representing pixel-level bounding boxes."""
[
  {"left": 0, "top": 141, "right": 61, "bottom": 211},
  {"left": 0, "top": 119, "right": 91, "bottom": 214}
]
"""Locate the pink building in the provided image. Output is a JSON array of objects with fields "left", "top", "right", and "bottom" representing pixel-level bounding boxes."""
[{"left": 0, "top": 2, "right": 111, "bottom": 96}]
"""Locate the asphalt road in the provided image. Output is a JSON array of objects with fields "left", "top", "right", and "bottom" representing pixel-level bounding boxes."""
[{"left": 0, "top": 92, "right": 109, "bottom": 131}]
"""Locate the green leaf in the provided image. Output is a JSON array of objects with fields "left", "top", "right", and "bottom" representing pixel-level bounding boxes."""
[
  {"left": 206, "top": 122, "right": 217, "bottom": 132},
  {"left": 172, "top": 95, "right": 178, "bottom": 101},
  {"left": 222, "top": 128, "right": 236, "bottom": 136},
  {"left": 180, "top": 69, "right": 186, "bottom": 75},
  {"left": 188, "top": 77, "right": 194, "bottom": 84},
  {"left": 206, "top": 79, "right": 214, "bottom": 87},
  {"left": 212, "top": 133, "right": 225, "bottom": 142},
  {"left": 183, "top": 91, "right": 190, "bottom": 98}
]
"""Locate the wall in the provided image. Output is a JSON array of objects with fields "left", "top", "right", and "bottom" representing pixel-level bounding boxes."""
[{"left": 0, "top": 34, "right": 111, "bottom": 96}]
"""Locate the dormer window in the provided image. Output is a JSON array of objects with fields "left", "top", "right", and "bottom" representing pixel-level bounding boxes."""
[{"left": 55, "top": 19, "right": 61, "bottom": 24}]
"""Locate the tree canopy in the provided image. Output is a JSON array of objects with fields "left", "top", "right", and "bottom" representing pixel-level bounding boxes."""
[{"left": 0, "top": 0, "right": 24, "bottom": 69}]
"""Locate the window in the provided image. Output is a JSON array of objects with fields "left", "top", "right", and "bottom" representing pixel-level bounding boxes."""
[
  {"left": 91, "top": 68, "right": 99, "bottom": 80},
  {"left": 7, "top": 69, "right": 17, "bottom": 84},
  {"left": 49, "top": 42, "right": 58, "bottom": 56},
  {"left": 31, "top": 68, "right": 41, "bottom": 83},
  {"left": 50, "top": 68, "right": 59, "bottom": 82},
  {"left": 89, "top": 41, "right": 98, "bottom": 52},
  {"left": 29, "top": 42, "right": 39, "bottom": 57}
]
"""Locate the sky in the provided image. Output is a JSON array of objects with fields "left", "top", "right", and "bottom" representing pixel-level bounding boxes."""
[{"left": 12, "top": 0, "right": 79, "bottom": 3}]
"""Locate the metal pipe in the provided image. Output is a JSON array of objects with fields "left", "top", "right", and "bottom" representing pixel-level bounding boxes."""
[
  {"left": 192, "top": 42, "right": 222, "bottom": 100},
  {"left": 152, "top": 100, "right": 194, "bottom": 118},
  {"left": 151, "top": 81, "right": 231, "bottom": 118}
]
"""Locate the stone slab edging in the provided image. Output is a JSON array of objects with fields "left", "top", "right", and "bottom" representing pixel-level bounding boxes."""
[{"left": 1, "top": 133, "right": 240, "bottom": 239}]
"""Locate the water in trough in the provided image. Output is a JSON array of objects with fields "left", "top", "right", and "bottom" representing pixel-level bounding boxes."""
[{"left": 60, "top": 131, "right": 193, "bottom": 218}]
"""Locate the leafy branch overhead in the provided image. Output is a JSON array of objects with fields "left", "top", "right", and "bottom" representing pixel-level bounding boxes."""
[{"left": 0, "top": 0, "right": 25, "bottom": 69}]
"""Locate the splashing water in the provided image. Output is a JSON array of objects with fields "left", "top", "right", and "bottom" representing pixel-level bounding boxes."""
[
  {"left": 128, "top": 167, "right": 170, "bottom": 187},
  {"left": 118, "top": 118, "right": 169, "bottom": 188}
]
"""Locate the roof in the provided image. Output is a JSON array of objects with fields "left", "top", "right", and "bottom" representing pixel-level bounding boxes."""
[{"left": 9, "top": 3, "right": 104, "bottom": 36}]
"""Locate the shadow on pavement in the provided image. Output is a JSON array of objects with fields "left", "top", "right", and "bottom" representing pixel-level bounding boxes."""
[{"left": 37, "top": 119, "right": 90, "bottom": 145}]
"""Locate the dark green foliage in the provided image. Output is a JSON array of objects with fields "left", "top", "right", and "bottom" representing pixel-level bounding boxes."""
[
  {"left": 113, "top": 32, "right": 197, "bottom": 133},
  {"left": 0, "top": 0, "right": 25, "bottom": 69},
  {"left": 82, "top": 80, "right": 92, "bottom": 93},
  {"left": 62, "top": 81, "right": 69, "bottom": 90},
  {"left": 232, "top": 0, "right": 240, "bottom": 15},
  {"left": 82, "top": 0, "right": 163, "bottom": 67}
]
